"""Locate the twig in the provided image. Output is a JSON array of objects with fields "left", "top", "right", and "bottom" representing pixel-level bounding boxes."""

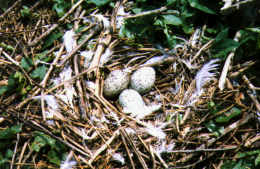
[
  {"left": 28, "top": 24, "right": 59, "bottom": 46},
  {"left": 58, "top": 0, "right": 85, "bottom": 23},
  {"left": 45, "top": 66, "right": 96, "bottom": 94},
  {"left": 73, "top": 51, "right": 87, "bottom": 118},
  {"left": 243, "top": 75, "right": 260, "bottom": 112},
  {"left": 169, "top": 146, "right": 237, "bottom": 153},
  {"left": 121, "top": 130, "right": 136, "bottom": 169},
  {"left": 180, "top": 107, "right": 191, "bottom": 125},
  {"left": 29, "top": 120, "right": 90, "bottom": 157},
  {"left": 179, "top": 112, "right": 254, "bottom": 163},
  {"left": 10, "top": 134, "right": 20, "bottom": 169},
  {"left": 230, "top": 61, "right": 255, "bottom": 78},
  {"left": 28, "top": 0, "right": 85, "bottom": 46},
  {"left": 191, "top": 39, "right": 214, "bottom": 62},
  {"left": 218, "top": 31, "right": 241, "bottom": 91},
  {"left": 245, "top": 135, "right": 260, "bottom": 147},
  {"left": 120, "top": 128, "right": 149, "bottom": 169},
  {"left": 88, "top": 129, "right": 120, "bottom": 165},
  {"left": 221, "top": 0, "right": 256, "bottom": 14},
  {"left": 150, "top": 147, "right": 169, "bottom": 168},
  {"left": 0, "top": 0, "right": 22, "bottom": 19},
  {"left": 125, "top": 6, "right": 168, "bottom": 20},
  {"left": 17, "top": 142, "right": 28, "bottom": 169},
  {"left": 88, "top": 31, "right": 112, "bottom": 79}
]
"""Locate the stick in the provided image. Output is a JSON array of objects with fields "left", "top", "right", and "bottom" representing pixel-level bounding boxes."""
[
  {"left": 88, "top": 129, "right": 120, "bottom": 165},
  {"left": 125, "top": 6, "right": 168, "bottom": 20},
  {"left": 218, "top": 31, "right": 241, "bottom": 91}
]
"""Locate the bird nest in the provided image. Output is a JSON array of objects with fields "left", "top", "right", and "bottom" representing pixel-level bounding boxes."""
[{"left": 0, "top": 1, "right": 259, "bottom": 168}]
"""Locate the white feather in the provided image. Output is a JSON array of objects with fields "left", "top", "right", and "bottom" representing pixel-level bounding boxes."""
[
  {"left": 100, "top": 48, "right": 113, "bottom": 66},
  {"left": 144, "top": 123, "right": 166, "bottom": 139},
  {"left": 63, "top": 30, "right": 77, "bottom": 53},
  {"left": 60, "top": 158, "right": 76, "bottom": 169},
  {"left": 111, "top": 153, "right": 125, "bottom": 165},
  {"left": 33, "top": 95, "right": 59, "bottom": 110},
  {"left": 80, "top": 50, "right": 94, "bottom": 68},
  {"left": 195, "top": 59, "right": 219, "bottom": 95},
  {"left": 59, "top": 66, "right": 76, "bottom": 107}
]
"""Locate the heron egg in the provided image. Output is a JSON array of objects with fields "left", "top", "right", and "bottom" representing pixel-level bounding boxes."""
[
  {"left": 104, "top": 69, "right": 130, "bottom": 98},
  {"left": 119, "top": 89, "right": 145, "bottom": 116},
  {"left": 130, "top": 67, "right": 156, "bottom": 94}
]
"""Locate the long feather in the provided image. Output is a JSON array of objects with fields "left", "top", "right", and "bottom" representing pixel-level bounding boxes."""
[{"left": 195, "top": 59, "right": 219, "bottom": 94}]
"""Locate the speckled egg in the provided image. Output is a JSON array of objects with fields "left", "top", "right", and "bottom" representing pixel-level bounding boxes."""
[
  {"left": 119, "top": 89, "right": 145, "bottom": 116},
  {"left": 103, "top": 69, "right": 130, "bottom": 98},
  {"left": 130, "top": 67, "right": 156, "bottom": 94},
  {"left": 119, "top": 89, "right": 161, "bottom": 119},
  {"left": 119, "top": 89, "right": 145, "bottom": 108}
]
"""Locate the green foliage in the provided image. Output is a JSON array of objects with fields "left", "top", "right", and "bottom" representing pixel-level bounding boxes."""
[
  {"left": 20, "top": 5, "right": 31, "bottom": 18},
  {"left": 187, "top": 0, "right": 216, "bottom": 14},
  {"left": 31, "top": 131, "right": 67, "bottom": 165},
  {"left": 0, "top": 149, "right": 13, "bottom": 167},
  {"left": 119, "top": 0, "right": 219, "bottom": 47},
  {"left": 162, "top": 14, "right": 183, "bottom": 26},
  {"left": 215, "top": 107, "right": 241, "bottom": 123},
  {"left": 211, "top": 28, "right": 240, "bottom": 58},
  {"left": 21, "top": 57, "right": 33, "bottom": 72},
  {"left": 0, "top": 125, "right": 22, "bottom": 140},
  {"left": 221, "top": 150, "right": 260, "bottom": 168},
  {"left": 52, "top": 0, "right": 71, "bottom": 17},
  {"left": 0, "top": 43, "right": 15, "bottom": 52},
  {"left": 0, "top": 74, "right": 26, "bottom": 96},
  {"left": 86, "top": 0, "right": 111, "bottom": 7},
  {"left": 30, "top": 66, "right": 47, "bottom": 81},
  {"left": 43, "top": 31, "right": 63, "bottom": 49},
  {"left": 205, "top": 120, "right": 224, "bottom": 137}
]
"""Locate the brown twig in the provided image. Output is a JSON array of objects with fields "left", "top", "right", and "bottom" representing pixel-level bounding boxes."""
[
  {"left": 88, "top": 129, "right": 120, "bottom": 165},
  {"left": 0, "top": 0, "right": 22, "bottom": 19},
  {"left": 120, "top": 128, "right": 149, "bottom": 169},
  {"left": 121, "top": 130, "right": 136, "bottom": 169},
  {"left": 124, "top": 6, "right": 168, "bottom": 20}
]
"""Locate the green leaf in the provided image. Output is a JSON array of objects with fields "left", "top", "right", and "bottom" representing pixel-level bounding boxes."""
[
  {"left": 47, "top": 150, "right": 61, "bottom": 165},
  {"left": 5, "top": 149, "right": 13, "bottom": 159},
  {"left": 237, "top": 150, "right": 260, "bottom": 158},
  {"left": 0, "top": 125, "right": 22, "bottom": 139},
  {"left": 7, "top": 75, "right": 16, "bottom": 88},
  {"left": 21, "top": 57, "right": 33, "bottom": 71},
  {"left": 30, "top": 66, "right": 47, "bottom": 80},
  {"left": 20, "top": 5, "right": 30, "bottom": 18},
  {"left": 31, "top": 132, "right": 56, "bottom": 152},
  {"left": 163, "top": 15, "right": 183, "bottom": 26},
  {"left": 31, "top": 136, "right": 47, "bottom": 152},
  {"left": 33, "top": 132, "right": 56, "bottom": 148},
  {"left": 215, "top": 107, "right": 242, "bottom": 123},
  {"left": 188, "top": 0, "right": 216, "bottom": 14},
  {"left": 205, "top": 120, "right": 224, "bottom": 137},
  {"left": 246, "top": 27, "right": 260, "bottom": 33},
  {"left": 255, "top": 153, "right": 260, "bottom": 166},
  {"left": 87, "top": 0, "right": 111, "bottom": 7},
  {"left": 0, "top": 86, "right": 8, "bottom": 95},
  {"left": 132, "top": 8, "right": 142, "bottom": 14},
  {"left": 43, "top": 31, "right": 62, "bottom": 49},
  {"left": 167, "top": 0, "right": 176, "bottom": 6},
  {"left": 215, "top": 28, "right": 229, "bottom": 43},
  {"left": 52, "top": 0, "right": 71, "bottom": 17},
  {"left": 211, "top": 28, "right": 240, "bottom": 58}
]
